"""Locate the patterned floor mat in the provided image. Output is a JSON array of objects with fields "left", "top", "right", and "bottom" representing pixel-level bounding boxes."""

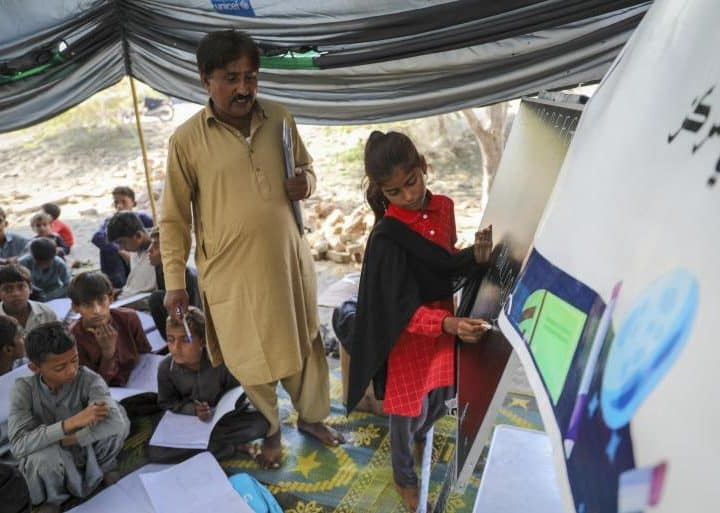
[{"left": 60, "top": 359, "right": 543, "bottom": 512}]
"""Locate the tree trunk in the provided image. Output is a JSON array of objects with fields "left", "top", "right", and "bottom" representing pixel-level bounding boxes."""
[
  {"left": 461, "top": 103, "right": 508, "bottom": 213},
  {"left": 437, "top": 114, "right": 447, "bottom": 139}
]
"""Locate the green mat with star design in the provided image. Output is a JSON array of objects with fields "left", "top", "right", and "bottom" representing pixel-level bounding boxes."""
[{"left": 59, "top": 360, "right": 542, "bottom": 513}]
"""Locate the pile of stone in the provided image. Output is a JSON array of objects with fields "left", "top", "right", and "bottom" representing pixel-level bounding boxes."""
[{"left": 304, "top": 202, "right": 374, "bottom": 264}]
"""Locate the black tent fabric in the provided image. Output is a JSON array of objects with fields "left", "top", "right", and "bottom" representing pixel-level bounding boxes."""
[{"left": 0, "top": 0, "right": 650, "bottom": 131}]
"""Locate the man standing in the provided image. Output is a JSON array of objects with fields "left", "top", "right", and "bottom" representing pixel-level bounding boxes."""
[{"left": 160, "top": 30, "right": 343, "bottom": 468}]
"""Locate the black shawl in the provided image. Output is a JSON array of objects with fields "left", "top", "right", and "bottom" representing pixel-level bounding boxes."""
[{"left": 346, "top": 216, "right": 486, "bottom": 414}]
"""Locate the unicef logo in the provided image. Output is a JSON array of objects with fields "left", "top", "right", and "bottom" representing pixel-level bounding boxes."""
[{"left": 210, "top": 0, "right": 256, "bottom": 16}]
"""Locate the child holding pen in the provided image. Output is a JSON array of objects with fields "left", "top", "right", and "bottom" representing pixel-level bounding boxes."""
[{"left": 149, "top": 307, "right": 269, "bottom": 463}]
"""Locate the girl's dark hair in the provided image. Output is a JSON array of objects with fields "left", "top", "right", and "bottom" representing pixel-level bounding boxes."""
[
  {"left": 363, "top": 131, "right": 423, "bottom": 222},
  {"left": 196, "top": 30, "right": 260, "bottom": 77},
  {"left": 0, "top": 314, "right": 20, "bottom": 351},
  {"left": 26, "top": 322, "right": 75, "bottom": 364},
  {"left": 68, "top": 271, "right": 113, "bottom": 306}
]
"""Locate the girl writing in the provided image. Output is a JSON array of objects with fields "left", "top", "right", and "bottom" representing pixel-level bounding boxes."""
[{"left": 348, "top": 130, "right": 493, "bottom": 511}]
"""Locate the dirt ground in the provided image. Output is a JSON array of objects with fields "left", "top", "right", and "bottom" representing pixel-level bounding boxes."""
[{"left": 0, "top": 80, "right": 490, "bottom": 294}]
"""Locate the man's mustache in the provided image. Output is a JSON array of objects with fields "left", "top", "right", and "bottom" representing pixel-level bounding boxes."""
[{"left": 232, "top": 93, "right": 253, "bottom": 102}]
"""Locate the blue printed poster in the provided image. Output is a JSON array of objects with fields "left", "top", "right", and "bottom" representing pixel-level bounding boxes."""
[{"left": 497, "top": 1, "right": 720, "bottom": 512}]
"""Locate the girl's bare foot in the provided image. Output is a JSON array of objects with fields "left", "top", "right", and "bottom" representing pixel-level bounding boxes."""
[{"left": 394, "top": 482, "right": 420, "bottom": 511}]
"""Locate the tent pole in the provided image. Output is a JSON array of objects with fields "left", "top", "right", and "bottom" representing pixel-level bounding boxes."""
[{"left": 129, "top": 76, "right": 158, "bottom": 221}]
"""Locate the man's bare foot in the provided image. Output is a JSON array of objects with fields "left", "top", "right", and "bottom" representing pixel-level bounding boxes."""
[
  {"left": 297, "top": 418, "right": 345, "bottom": 446},
  {"left": 234, "top": 442, "right": 254, "bottom": 456},
  {"left": 255, "top": 430, "right": 282, "bottom": 469}
]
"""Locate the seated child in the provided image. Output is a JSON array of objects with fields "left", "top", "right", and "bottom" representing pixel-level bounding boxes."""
[
  {"left": 147, "top": 226, "right": 202, "bottom": 340},
  {"left": 0, "top": 315, "right": 26, "bottom": 376},
  {"left": 17, "top": 239, "right": 71, "bottom": 301},
  {"left": 0, "top": 264, "right": 59, "bottom": 332},
  {"left": 148, "top": 307, "right": 269, "bottom": 463},
  {"left": 0, "top": 207, "right": 29, "bottom": 265},
  {"left": 69, "top": 271, "right": 151, "bottom": 386},
  {"left": 7, "top": 322, "right": 130, "bottom": 513},
  {"left": 92, "top": 186, "right": 153, "bottom": 289},
  {"left": 27, "top": 212, "right": 68, "bottom": 257},
  {"left": 42, "top": 203, "right": 74, "bottom": 252},
  {"left": 106, "top": 211, "right": 157, "bottom": 301}
]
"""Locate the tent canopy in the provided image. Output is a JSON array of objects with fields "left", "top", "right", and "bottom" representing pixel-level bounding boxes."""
[{"left": 0, "top": 0, "right": 650, "bottom": 131}]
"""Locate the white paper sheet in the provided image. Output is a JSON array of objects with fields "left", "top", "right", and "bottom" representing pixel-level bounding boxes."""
[
  {"left": 136, "top": 311, "right": 156, "bottom": 333},
  {"left": 66, "top": 464, "right": 170, "bottom": 513},
  {"left": 140, "top": 452, "right": 253, "bottom": 513},
  {"left": 146, "top": 329, "right": 167, "bottom": 353},
  {"left": 46, "top": 297, "right": 73, "bottom": 322},
  {"left": 109, "top": 354, "right": 164, "bottom": 402},
  {"left": 149, "top": 386, "right": 244, "bottom": 449},
  {"left": 0, "top": 364, "right": 33, "bottom": 422}
]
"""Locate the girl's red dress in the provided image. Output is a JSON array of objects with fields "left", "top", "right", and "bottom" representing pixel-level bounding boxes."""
[{"left": 382, "top": 192, "right": 457, "bottom": 416}]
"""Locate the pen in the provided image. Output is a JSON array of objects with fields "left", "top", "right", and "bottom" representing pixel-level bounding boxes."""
[
  {"left": 564, "top": 281, "right": 622, "bottom": 458},
  {"left": 177, "top": 307, "right": 193, "bottom": 344}
]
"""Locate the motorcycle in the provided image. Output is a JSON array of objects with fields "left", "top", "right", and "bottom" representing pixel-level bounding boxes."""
[{"left": 121, "top": 96, "right": 175, "bottom": 123}]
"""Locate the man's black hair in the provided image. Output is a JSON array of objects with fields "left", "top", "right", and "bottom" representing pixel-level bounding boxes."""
[
  {"left": 0, "top": 264, "right": 32, "bottom": 287},
  {"left": 106, "top": 211, "right": 145, "bottom": 242},
  {"left": 112, "top": 186, "right": 136, "bottom": 202},
  {"left": 29, "top": 237, "right": 56, "bottom": 262},
  {"left": 0, "top": 315, "right": 19, "bottom": 351},
  {"left": 41, "top": 203, "right": 61, "bottom": 220},
  {"left": 196, "top": 30, "right": 260, "bottom": 77},
  {"left": 68, "top": 271, "right": 113, "bottom": 306},
  {"left": 25, "top": 322, "right": 75, "bottom": 364}
]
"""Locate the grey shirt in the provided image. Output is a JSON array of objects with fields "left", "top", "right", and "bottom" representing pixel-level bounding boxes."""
[
  {"left": 17, "top": 255, "right": 70, "bottom": 300},
  {"left": 0, "top": 232, "right": 28, "bottom": 261},
  {"left": 8, "top": 366, "right": 129, "bottom": 459},
  {"left": 157, "top": 352, "right": 239, "bottom": 415},
  {"left": 0, "top": 300, "right": 59, "bottom": 334}
]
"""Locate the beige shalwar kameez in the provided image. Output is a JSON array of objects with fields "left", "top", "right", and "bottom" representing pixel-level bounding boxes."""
[{"left": 159, "top": 100, "right": 329, "bottom": 434}]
